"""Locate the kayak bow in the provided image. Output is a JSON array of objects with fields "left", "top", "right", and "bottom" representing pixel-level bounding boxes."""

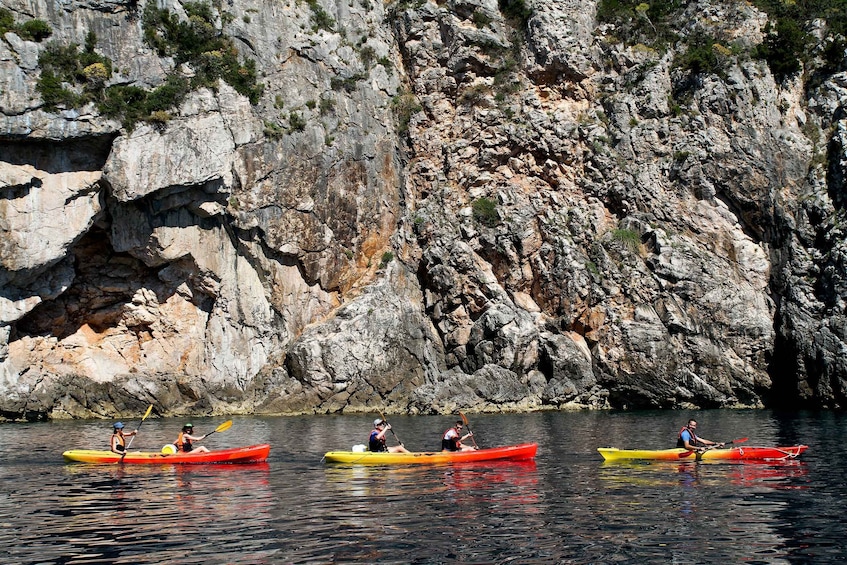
[
  {"left": 597, "top": 445, "right": 808, "bottom": 462},
  {"left": 63, "top": 444, "right": 270, "bottom": 464},
  {"left": 324, "top": 443, "right": 537, "bottom": 465}
]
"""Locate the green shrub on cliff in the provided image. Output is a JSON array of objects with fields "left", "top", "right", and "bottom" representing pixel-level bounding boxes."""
[
  {"left": 18, "top": 19, "right": 52, "bottom": 41},
  {"left": 753, "top": 17, "right": 807, "bottom": 82},
  {"left": 498, "top": 0, "right": 532, "bottom": 29},
  {"left": 142, "top": 2, "right": 263, "bottom": 104},
  {"left": 37, "top": 2, "right": 263, "bottom": 126},
  {"left": 0, "top": 8, "right": 52, "bottom": 42},
  {"left": 472, "top": 197, "right": 499, "bottom": 227},
  {"left": 36, "top": 34, "right": 112, "bottom": 110},
  {"left": 305, "top": 0, "right": 335, "bottom": 33},
  {"left": 0, "top": 8, "right": 12, "bottom": 33},
  {"left": 596, "top": 0, "right": 682, "bottom": 50},
  {"left": 611, "top": 228, "right": 641, "bottom": 254}
]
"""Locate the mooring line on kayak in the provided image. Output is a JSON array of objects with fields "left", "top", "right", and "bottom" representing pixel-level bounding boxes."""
[
  {"left": 739, "top": 446, "right": 802, "bottom": 461},
  {"left": 773, "top": 447, "right": 802, "bottom": 460}
]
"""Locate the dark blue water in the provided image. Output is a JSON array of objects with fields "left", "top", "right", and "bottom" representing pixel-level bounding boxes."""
[{"left": 0, "top": 410, "right": 842, "bottom": 564}]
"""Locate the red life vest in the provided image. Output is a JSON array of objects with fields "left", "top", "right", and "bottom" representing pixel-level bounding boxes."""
[{"left": 176, "top": 431, "right": 193, "bottom": 452}]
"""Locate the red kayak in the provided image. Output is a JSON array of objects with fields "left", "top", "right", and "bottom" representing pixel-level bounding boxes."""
[{"left": 63, "top": 444, "right": 270, "bottom": 464}]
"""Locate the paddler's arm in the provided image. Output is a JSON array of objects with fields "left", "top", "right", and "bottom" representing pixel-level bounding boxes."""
[{"left": 698, "top": 437, "right": 724, "bottom": 447}]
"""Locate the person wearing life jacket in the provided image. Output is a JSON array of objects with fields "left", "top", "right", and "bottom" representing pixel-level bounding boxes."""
[
  {"left": 175, "top": 423, "right": 210, "bottom": 453},
  {"left": 441, "top": 419, "right": 476, "bottom": 452},
  {"left": 368, "top": 419, "right": 409, "bottom": 453},
  {"left": 110, "top": 422, "right": 137, "bottom": 454},
  {"left": 677, "top": 419, "right": 724, "bottom": 451}
]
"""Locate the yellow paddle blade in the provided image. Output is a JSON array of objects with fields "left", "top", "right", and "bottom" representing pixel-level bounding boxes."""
[
  {"left": 214, "top": 420, "right": 233, "bottom": 433},
  {"left": 142, "top": 404, "right": 153, "bottom": 421}
]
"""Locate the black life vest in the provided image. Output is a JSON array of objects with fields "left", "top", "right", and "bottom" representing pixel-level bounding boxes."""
[
  {"left": 442, "top": 427, "right": 460, "bottom": 451},
  {"left": 677, "top": 426, "right": 699, "bottom": 448},
  {"left": 369, "top": 429, "right": 386, "bottom": 452}
]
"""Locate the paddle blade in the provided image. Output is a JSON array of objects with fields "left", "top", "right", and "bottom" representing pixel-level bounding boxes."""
[
  {"left": 141, "top": 404, "right": 153, "bottom": 421},
  {"left": 459, "top": 412, "right": 479, "bottom": 448},
  {"left": 214, "top": 420, "right": 233, "bottom": 433},
  {"left": 728, "top": 437, "right": 748, "bottom": 445}
]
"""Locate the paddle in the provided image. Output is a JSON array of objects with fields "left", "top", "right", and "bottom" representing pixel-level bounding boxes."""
[
  {"left": 158, "top": 421, "right": 232, "bottom": 457},
  {"left": 125, "top": 404, "right": 153, "bottom": 450},
  {"left": 459, "top": 411, "right": 479, "bottom": 449},
  {"left": 724, "top": 437, "right": 748, "bottom": 446},
  {"left": 378, "top": 410, "right": 404, "bottom": 447},
  {"left": 701, "top": 437, "right": 749, "bottom": 452},
  {"left": 203, "top": 419, "right": 233, "bottom": 440},
  {"left": 686, "top": 437, "right": 749, "bottom": 458}
]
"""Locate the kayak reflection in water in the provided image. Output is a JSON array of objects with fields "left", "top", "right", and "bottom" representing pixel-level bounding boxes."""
[
  {"left": 442, "top": 420, "right": 477, "bottom": 452},
  {"left": 175, "top": 423, "right": 210, "bottom": 453},
  {"left": 110, "top": 422, "right": 138, "bottom": 454},
  {"left": 677, "top": 419, "right": 724, "bottom": 452},
  {"left": 369, "top": 419, "right": 410, "bottom": 453}
]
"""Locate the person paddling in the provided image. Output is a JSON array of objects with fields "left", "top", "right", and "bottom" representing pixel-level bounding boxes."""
[
  {"left": 110, "top": 422, "right": 138, "bottom": 454},
  {"left": 677, "top": 419, "right": 724, "bottom": 452},
  {"left": 441, "top": 419, "right": 477, "bottom": 452},
  {"left": 369, "top": 419, "right": 409, "bottom": 453},
  {"left": 175, "top": 423, "right": 210, "bottom": 453}
]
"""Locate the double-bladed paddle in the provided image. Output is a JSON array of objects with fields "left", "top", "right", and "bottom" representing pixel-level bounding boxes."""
[
  {"left": 723, "top": 437, "right": 748, "bottom": 446},
  {"left": 125, "top": 404, "right": 153, "bottom": 450},
  {"left": 686, "top": 437, "right": 749, "bottom": 458},
  {"left": 459, "top": 411, "right": 479, "bottom": 449},
  {"left": 159, "top": 421, "right": 232, "bottom": 456},
  {"left": 204, "top": 420, "right": 233, "bottom": 439}
]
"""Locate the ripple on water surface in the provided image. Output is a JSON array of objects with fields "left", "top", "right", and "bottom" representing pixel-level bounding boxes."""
[{"left": 0, "top": 411, "right": 845, "bottom": 563}]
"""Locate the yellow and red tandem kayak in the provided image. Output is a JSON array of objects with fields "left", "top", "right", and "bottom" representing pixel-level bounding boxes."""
[
  {"left": 62, "top": 444, "right": 270, "bottom": 464},
  {"left": 597, "top": 445, "right": 808, "bottom": 462},
  {"left": 323, "top": 443, "right": 538, "bottom": 465}
]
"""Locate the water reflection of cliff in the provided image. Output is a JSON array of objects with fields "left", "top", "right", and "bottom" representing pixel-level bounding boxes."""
[
  {"left": 318, "top": 459, "right": 544, "bottom": 563},
  {"left": 52, "top": 462, "right": 274, "bottom": 564},
  {"left": 599, "top": 460, "right": 809, "bottom": 490},
  {"left": 324, "top": 459, "right": 538, "bottom": 497}
]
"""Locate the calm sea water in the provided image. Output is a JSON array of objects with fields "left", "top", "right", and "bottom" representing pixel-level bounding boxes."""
[{"left": 0, "top": 410, "right": 842, "bottom": 564}]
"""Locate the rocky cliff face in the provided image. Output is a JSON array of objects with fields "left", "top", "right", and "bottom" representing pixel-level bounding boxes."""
[{"left": 1, "top": 0, "right": 845, "bottom": 420}]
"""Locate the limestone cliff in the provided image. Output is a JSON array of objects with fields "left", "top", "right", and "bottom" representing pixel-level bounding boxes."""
[{"left": 1, "top": 0, "right": 845, "bottom": 420}]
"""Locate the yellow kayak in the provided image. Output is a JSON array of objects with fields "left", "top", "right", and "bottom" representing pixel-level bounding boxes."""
[
  {"left": 598, "top": 445, "right": 808, "bottom": 461},
  {"left": 324, "top": 443, "right": 538, "bottom": 465}
]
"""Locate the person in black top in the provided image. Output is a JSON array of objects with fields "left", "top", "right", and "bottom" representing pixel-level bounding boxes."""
[{"left": 369, "top": 419, "right": 409, "bottom": 453}]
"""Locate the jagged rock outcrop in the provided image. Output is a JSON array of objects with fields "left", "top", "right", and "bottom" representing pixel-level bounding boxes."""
[{"left": 1, "top": 0, "right": 846, "bottom": 420}]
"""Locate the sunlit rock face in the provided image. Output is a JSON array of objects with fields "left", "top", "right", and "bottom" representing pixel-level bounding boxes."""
[{"left": 1, "top": 0, "right": 845, "bottom": 420}]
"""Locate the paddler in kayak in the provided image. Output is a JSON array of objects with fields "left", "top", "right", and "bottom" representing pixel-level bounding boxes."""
[
  {"left": 441, "top": 419, "right": 477, "bottom": 452},
  {"left": 110, "top": 422, "right": 138, "bottom": 454},
  {"left": 369, "top": 419, "right": 410, "bottom": 453},
  {"left": 175, "top": 423, "right": 210, "bottom": 453},
  {"left": 677, "top": 419, "right": 724, "bottom": 452}
]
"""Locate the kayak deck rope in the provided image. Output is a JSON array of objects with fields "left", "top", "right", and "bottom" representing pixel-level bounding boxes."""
[
  {"left": 773, "top": 447, "right": 803, "bottom": 460},
  {"left": 737, "top": 447, "right": 803, "bottom": 460}
]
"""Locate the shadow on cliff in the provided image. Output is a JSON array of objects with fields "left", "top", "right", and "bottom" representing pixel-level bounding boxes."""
[
  {"left": 11, "top": 224, "right": 213, "bottom": 342},
  {"left": 0, "top": 137, "right": 115, "bottom": 174}
]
